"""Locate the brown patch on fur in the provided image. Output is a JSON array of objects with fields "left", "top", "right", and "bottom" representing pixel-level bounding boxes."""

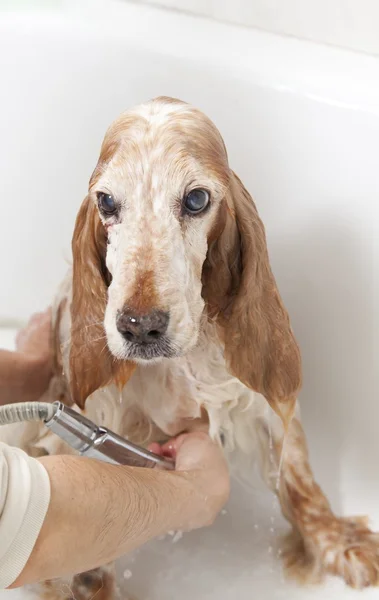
[
  {"left": 207, "top": 198, "right": 228, "bottom": 245},
  {"left": 202, "top": 171, "right": 301, "bottom": 425},
  {"left": 155, "top": 95, "right": 186, "bottom": 106},
  {"left": 114, "top": 361, "right": 136, "bottom": 392},
  {"left": 125, "top": 266, "right": 159, "bottom": 314},
  {"left": 168, "top": 116, "right": 230, "bottom": 189},
  {"left": 69, "top": 195, "right": 136, "bottom": 408},
  {"left": 89, "top": 111, "right": 147, "bottom": 188}
]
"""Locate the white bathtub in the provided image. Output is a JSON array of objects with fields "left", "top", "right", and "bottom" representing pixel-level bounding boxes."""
[{"left": 1, "top": 1, "right": 379, "bottom": 598}]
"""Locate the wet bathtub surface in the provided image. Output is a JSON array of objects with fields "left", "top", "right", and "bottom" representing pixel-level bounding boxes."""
[{"left": 1, "top": 327, "right": 378, "bottom": 600}]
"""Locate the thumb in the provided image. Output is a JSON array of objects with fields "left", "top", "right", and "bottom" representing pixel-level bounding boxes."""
[{"left": 174, "top": 432, "right": 226, "bottom": 472}]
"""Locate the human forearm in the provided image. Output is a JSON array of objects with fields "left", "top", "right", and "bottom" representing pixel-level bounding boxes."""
[
  {"left": 11, "top": 432, "right": 229, "bottom": 588},
  {"left": 11, "top": 454, "right": 191, "bottom": 587}
]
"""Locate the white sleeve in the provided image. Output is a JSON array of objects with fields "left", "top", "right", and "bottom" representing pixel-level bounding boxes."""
[{"left": 0, "top": 442, "right": 50, "bottom": 589}]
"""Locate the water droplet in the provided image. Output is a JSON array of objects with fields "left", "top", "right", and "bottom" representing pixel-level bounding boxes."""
[
  {"left": 172, "top": 530, "right": 183, "bottom": 544},
  {"left": 123, "top": 569, "right": 132, "bottom": 580},
  {"left": 221, "top": 509, "right": 227, "bottom": 516},
  {"left": 268, "top": 417, "right": 273, "bottom": 451}
]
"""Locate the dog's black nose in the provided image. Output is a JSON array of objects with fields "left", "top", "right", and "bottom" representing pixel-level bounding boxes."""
[{"left": 116, "top": 309, "right": 169, "bottom": 344}]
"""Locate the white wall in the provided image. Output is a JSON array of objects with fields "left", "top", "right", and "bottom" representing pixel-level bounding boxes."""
[{"left": 136, "top": 0, "right": 379, "bottom": 56}]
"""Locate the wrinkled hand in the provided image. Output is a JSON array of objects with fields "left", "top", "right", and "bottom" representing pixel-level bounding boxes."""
[{"left": 150, "top": 432, "right": 230, "bottom": 531}]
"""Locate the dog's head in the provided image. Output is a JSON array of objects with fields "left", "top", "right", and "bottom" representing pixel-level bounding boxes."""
[{"left": 70, "top": 97, "right": 301, "bottom": 421}]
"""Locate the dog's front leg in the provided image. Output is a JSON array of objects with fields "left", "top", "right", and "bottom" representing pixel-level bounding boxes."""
[{"left": 257, "top": 404, "right": 379, "bottom": 589}]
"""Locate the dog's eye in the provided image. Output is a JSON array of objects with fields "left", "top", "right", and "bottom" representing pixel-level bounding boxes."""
[
  {"left": 97, "top": 192, "right": 117, "bottom": 215},
  {"left": 183, "top": 189, "right": 210, "bottom": 215}
]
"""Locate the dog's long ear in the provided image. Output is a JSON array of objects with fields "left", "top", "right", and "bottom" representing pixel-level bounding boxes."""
[
  {"left": 202, "top": 172, "right": 301, "bottom": 424},
  {"left": 69, "top": 195, "right": 135, "bottom": 409}
]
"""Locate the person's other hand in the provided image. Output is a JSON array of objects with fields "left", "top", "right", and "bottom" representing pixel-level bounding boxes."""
[
  {"left": 16, "top": 309, "right": 52, "bottom": 399},
  {"left": 151, "top": 432, "right": 230, "bottom": 531},
  {"left": 16, "top": 310, "right": 51, "bottom": 360}
]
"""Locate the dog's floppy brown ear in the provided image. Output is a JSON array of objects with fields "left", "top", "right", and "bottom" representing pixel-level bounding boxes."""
[
  {"left": 203, "top": 172, "right": 301, "bottom": 424},
  {"left": 69, "top": 195, "right": 135, "bottom": 408}
]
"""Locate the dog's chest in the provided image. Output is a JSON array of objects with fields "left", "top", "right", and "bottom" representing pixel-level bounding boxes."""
[
  {"left": 80, "top": 324, "right": 258, "bottom": 452},
  {"left": 117, "top": 332, "right": 253, "bottom": 444}
]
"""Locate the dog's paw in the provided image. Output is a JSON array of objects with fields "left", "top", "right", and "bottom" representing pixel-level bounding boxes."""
[
  {"left": 281, "top": 516, "right": 379, "bottom": 589},
  {"left": 327, "top": 517, "right": 379, "bottom": 589}
]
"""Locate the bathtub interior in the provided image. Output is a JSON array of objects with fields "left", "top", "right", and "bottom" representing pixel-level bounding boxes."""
[{"left": 1, "top": 1, "right": 379, "bottom": 598}]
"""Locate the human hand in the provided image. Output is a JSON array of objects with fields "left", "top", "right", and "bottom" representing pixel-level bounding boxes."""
[
  {"left": 150, "top": 432, "right": 230, "bottom": 531},
  {"left": 16, "top": 309, "right": 52, "bottom": 360},
  {"left": 16, "top": 309, "right": 52, "bottom": 400}
]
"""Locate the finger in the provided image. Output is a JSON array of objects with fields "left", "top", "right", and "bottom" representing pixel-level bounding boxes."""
[
  {"left": 148, "top": 443, "right": 163, "bottom": 455},
  {"left": 15, "top": 329, "right": 27, "bottom": 348},
  {"left": 30, "top": 310, "right": 51, "bottom": 327},
  {"left": 159, "top": 434, "right": 190, "bottom": 459}
]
